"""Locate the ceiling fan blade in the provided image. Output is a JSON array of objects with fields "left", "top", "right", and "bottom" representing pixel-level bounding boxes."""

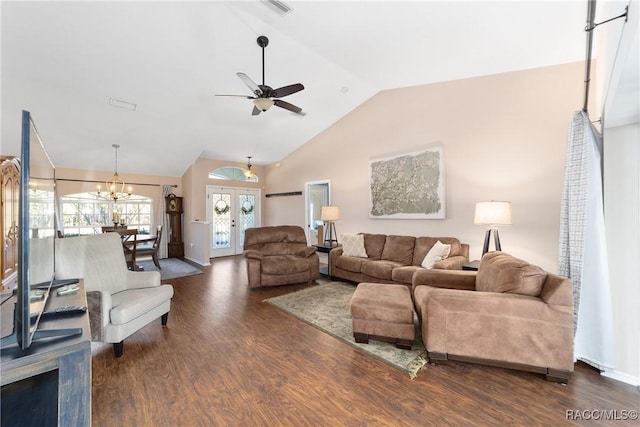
[
  {"left": 252, "top": 105, "right": 262, "bottom": 116},
  {"left": 237, "top": 72, "right": 262, "bottom": 96},
  {"left": 272, "top": 83, "right": 304, "bottom": 98},
  {"left": 214, "top": 94, "right": 255, "bottom": 98},
  {"left": 274, "top": 99, "right": 303, "bottom": 114}
]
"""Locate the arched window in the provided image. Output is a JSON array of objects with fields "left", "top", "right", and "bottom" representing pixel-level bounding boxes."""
[
  {"left": 60, "top": 192, "right": 153, "bottom": 236},
  {"left": 209, "top": 166, "right": 259, "bottom": 183}
]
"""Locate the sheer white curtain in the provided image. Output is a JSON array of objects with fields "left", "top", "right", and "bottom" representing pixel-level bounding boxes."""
[
  {"left": 558, "top": 110, "right": 615, "bottom": 371},
  {"left": 157, "top": 185, "right": 174, "bottom": 259}
]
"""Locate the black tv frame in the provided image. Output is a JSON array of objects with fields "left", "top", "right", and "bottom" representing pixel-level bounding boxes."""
[{"left": 0, "top": 110, "right": 81, "bottom": 350}]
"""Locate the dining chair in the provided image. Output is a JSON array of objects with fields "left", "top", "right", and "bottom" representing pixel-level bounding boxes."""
[
  {"left": 135, "top": 225, "right": 163, "bottom": 269},
  {"left": 119, "top": 230, "right": 140, "bottom": 270}
]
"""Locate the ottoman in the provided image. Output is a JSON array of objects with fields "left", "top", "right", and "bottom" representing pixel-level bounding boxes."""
[{"left": 349, "top": 283, "right": 415, "bottom": 350}]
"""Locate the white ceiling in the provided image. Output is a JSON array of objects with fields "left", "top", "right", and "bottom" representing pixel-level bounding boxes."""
[{"left": 1, "top": 1, "right": 590, "bottom": 177}]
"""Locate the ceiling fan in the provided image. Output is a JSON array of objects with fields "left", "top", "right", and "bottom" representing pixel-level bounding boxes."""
[{"left": 216, "top": 36, "right": 304, "bottom": 116}]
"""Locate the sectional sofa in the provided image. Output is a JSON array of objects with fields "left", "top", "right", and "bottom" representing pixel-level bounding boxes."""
[
  {"left": 329, "top": 233, "right": 469, "bottom": 285},
  {"left": 413, "top": 251, "right": 574, "bottom": 382}
]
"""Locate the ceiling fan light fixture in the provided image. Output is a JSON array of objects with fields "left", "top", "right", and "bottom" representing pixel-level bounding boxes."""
[
  {"left": 254, "top": 98, "right": 274, "bottom": 112},
  {"left": 216, "top": 36, "right": 304, "bottom": 115}
]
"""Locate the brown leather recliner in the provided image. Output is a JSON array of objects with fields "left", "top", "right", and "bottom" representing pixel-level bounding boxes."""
[{"left": 243, "top": 225, "right": 319, "bottom": 288}]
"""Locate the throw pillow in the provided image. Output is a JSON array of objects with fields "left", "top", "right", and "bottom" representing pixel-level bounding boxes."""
[
  {"left": 341, "top": 234, "right": 368, "bottom": 258},
  {"left": 421, "top": 240, "right": 451, "bottom": 269}
]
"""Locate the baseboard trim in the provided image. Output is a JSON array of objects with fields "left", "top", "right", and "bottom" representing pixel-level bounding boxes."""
[
  {"left": 601, "top": 370, "right": 640, "bottom": 387},
  {"left": 184, "top": 256, "right": 210, "bottom": 267}
]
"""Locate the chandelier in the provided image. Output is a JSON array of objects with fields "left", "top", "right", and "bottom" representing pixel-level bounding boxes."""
[
  {"left": 243, "top": 156, "right": 256, "bottom": 178},
  {"left": 97, "top": 144, "right": 132, "bottom": 202}
]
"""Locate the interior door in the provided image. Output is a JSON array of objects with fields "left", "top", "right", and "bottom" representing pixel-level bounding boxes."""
[{"left": 206, "top": 186, "right": 260, "bottom": 258}]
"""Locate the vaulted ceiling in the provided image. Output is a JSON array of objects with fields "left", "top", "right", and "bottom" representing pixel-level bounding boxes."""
[{"left": 1, "top": 1, "right": 589, "bottom": 177}]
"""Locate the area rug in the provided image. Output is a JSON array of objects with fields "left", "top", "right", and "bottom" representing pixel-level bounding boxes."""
[
  {"left": 136, "top": 258, "right": 203, "bottom": 280},
  {"left": 265, "top": 281, "right": 427, "bottom": 379}
]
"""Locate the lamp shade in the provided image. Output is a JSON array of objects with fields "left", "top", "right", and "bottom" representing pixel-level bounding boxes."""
[
  {"left": 321, "top": 206, "right": 341, "bottom": 221},
  {"left": 474, "top": 201, "right": 512, "bottom": 226}
]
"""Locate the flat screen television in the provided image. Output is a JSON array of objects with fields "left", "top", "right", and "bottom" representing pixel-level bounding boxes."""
[{"left": 0, "top": 110, "right": 80, "bottom": 350}]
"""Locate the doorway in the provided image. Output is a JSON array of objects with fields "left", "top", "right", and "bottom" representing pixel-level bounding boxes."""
[
  {"left": 206, "top": 186, "right": 260, "bottom": 257},
  {"left": 304, "top": 180, "right": 330, "bottom": 245}
]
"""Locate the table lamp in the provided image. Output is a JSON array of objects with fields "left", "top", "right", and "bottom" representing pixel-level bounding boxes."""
[
  {"left": 321, "top": 205, "right": 340, "bottom": 246},
  {"left": 474, "top": 201, "right": 512, "bottom": 256}
]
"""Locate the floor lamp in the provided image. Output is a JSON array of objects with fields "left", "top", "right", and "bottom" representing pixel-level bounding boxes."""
[
  {"left": 321, "top": 206, "right": 340, "bottom": 246},
  {"left": 474, "top": 201, "right": 512, "bottom": 256}
]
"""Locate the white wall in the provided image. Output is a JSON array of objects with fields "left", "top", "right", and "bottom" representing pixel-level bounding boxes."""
[
  {"left": 264, "top": 62, "right": 584, "bottom": 273},
  {"left": 603, "top": 123, "right": 640, "bottom": 385},
  {"left": 597, "top": 0, "right": 640, "bottom": 387}
]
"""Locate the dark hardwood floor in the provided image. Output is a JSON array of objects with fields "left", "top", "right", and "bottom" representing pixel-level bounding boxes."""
[{"left": 91, "top": 256, "right": 639, "bottom": 426}]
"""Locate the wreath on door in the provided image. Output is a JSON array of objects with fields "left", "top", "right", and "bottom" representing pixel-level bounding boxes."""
[
  {"left": 241, "top": 200, "right": 254, "bottom": 215},
  {"left": 214, "top": 199, "right": 230, "bottom": 215}
]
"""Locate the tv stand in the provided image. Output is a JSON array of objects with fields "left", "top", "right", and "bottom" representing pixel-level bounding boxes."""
[{"left": 1, "top": 280, "right": 91, "bottom": 427}]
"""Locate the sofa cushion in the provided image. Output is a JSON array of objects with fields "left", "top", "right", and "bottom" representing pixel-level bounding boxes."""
[
  {"left": 391, "top": 265, "right": 422, "bottom": 284},
  {"left": 362, "top": 233, "right": 387, "bottom": 260},
  {"left": 412, "top": 237, "right": 462, "bottom": 265},
  {"left": 476, "top": 252, "right": 547, "bottom": 297},
  {"left": 258, "top": 242, "right": 307, "bottom": 256},
  {"left": 421, "top": 240, "right": 451, "bottom": 269},
  {"left": 361, "top": 260, "right": 405, "bottom": 281},
  {"left": 341, "top": 234, "right": 368, "bottom": 257},
  {"left": 380, "top": 235, "right": 415, "bottom": 265},
  {"left": 335, "top": 255, "right": 365, "bottom": 273},
  {"left": 261, "top": 255, "right": 311, "bottom": 275},
  {"left": 110, "top": 285, "right": 174, "bottom": 325},
  {"left": 244, "top": 225, "right": 307, "bottom": 247}
]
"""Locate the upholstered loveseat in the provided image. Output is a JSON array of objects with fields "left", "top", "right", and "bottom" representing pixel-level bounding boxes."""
[
  {"left": 243, "top": 225, "right": 319, "bottom": 288},
  {"left": 412, "top": 252, "right": 574, "bottom": 382},
  {"left": 329, "top": 233, "right": 469, "bottom": 285}
]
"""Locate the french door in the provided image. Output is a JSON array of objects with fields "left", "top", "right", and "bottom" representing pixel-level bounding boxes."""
[{"left": 206, "top": 186, "right": 260, "bottom": 257}]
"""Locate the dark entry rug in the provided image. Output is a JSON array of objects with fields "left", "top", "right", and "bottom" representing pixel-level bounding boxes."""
[{"left": 137, "top": 258, "right": 203, "bottom": 281}]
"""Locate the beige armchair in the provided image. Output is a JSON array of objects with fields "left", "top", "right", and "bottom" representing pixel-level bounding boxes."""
[
  {"left": 412, "top": 252, "right": 574, "bottom": 382},
  {"left": 55, "top": 233, "right": 174, "bottom": 357},
  {"left": 243, "top": 225, "right": 319, "bottom": 288}
]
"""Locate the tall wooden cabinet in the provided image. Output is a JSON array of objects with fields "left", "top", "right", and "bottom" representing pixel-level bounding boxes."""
[
  {"left": 1, "top": 157, "right": 20, "bottom": 289},
  {"left": 165, "top": 194, "right": 184, "bottom": 258}
]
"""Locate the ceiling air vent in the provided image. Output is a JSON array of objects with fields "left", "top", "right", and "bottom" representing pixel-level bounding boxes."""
[
  {"left": 109, "top": 98, "right": 137, "bottom": 111},
  {"left": 260, "top": 0, "right": 293, "bottom": 17}
]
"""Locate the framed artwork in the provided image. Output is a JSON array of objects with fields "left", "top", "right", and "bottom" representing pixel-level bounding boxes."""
[{"left": 369, "top": 146, "right": 445, "bottom": 219}]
